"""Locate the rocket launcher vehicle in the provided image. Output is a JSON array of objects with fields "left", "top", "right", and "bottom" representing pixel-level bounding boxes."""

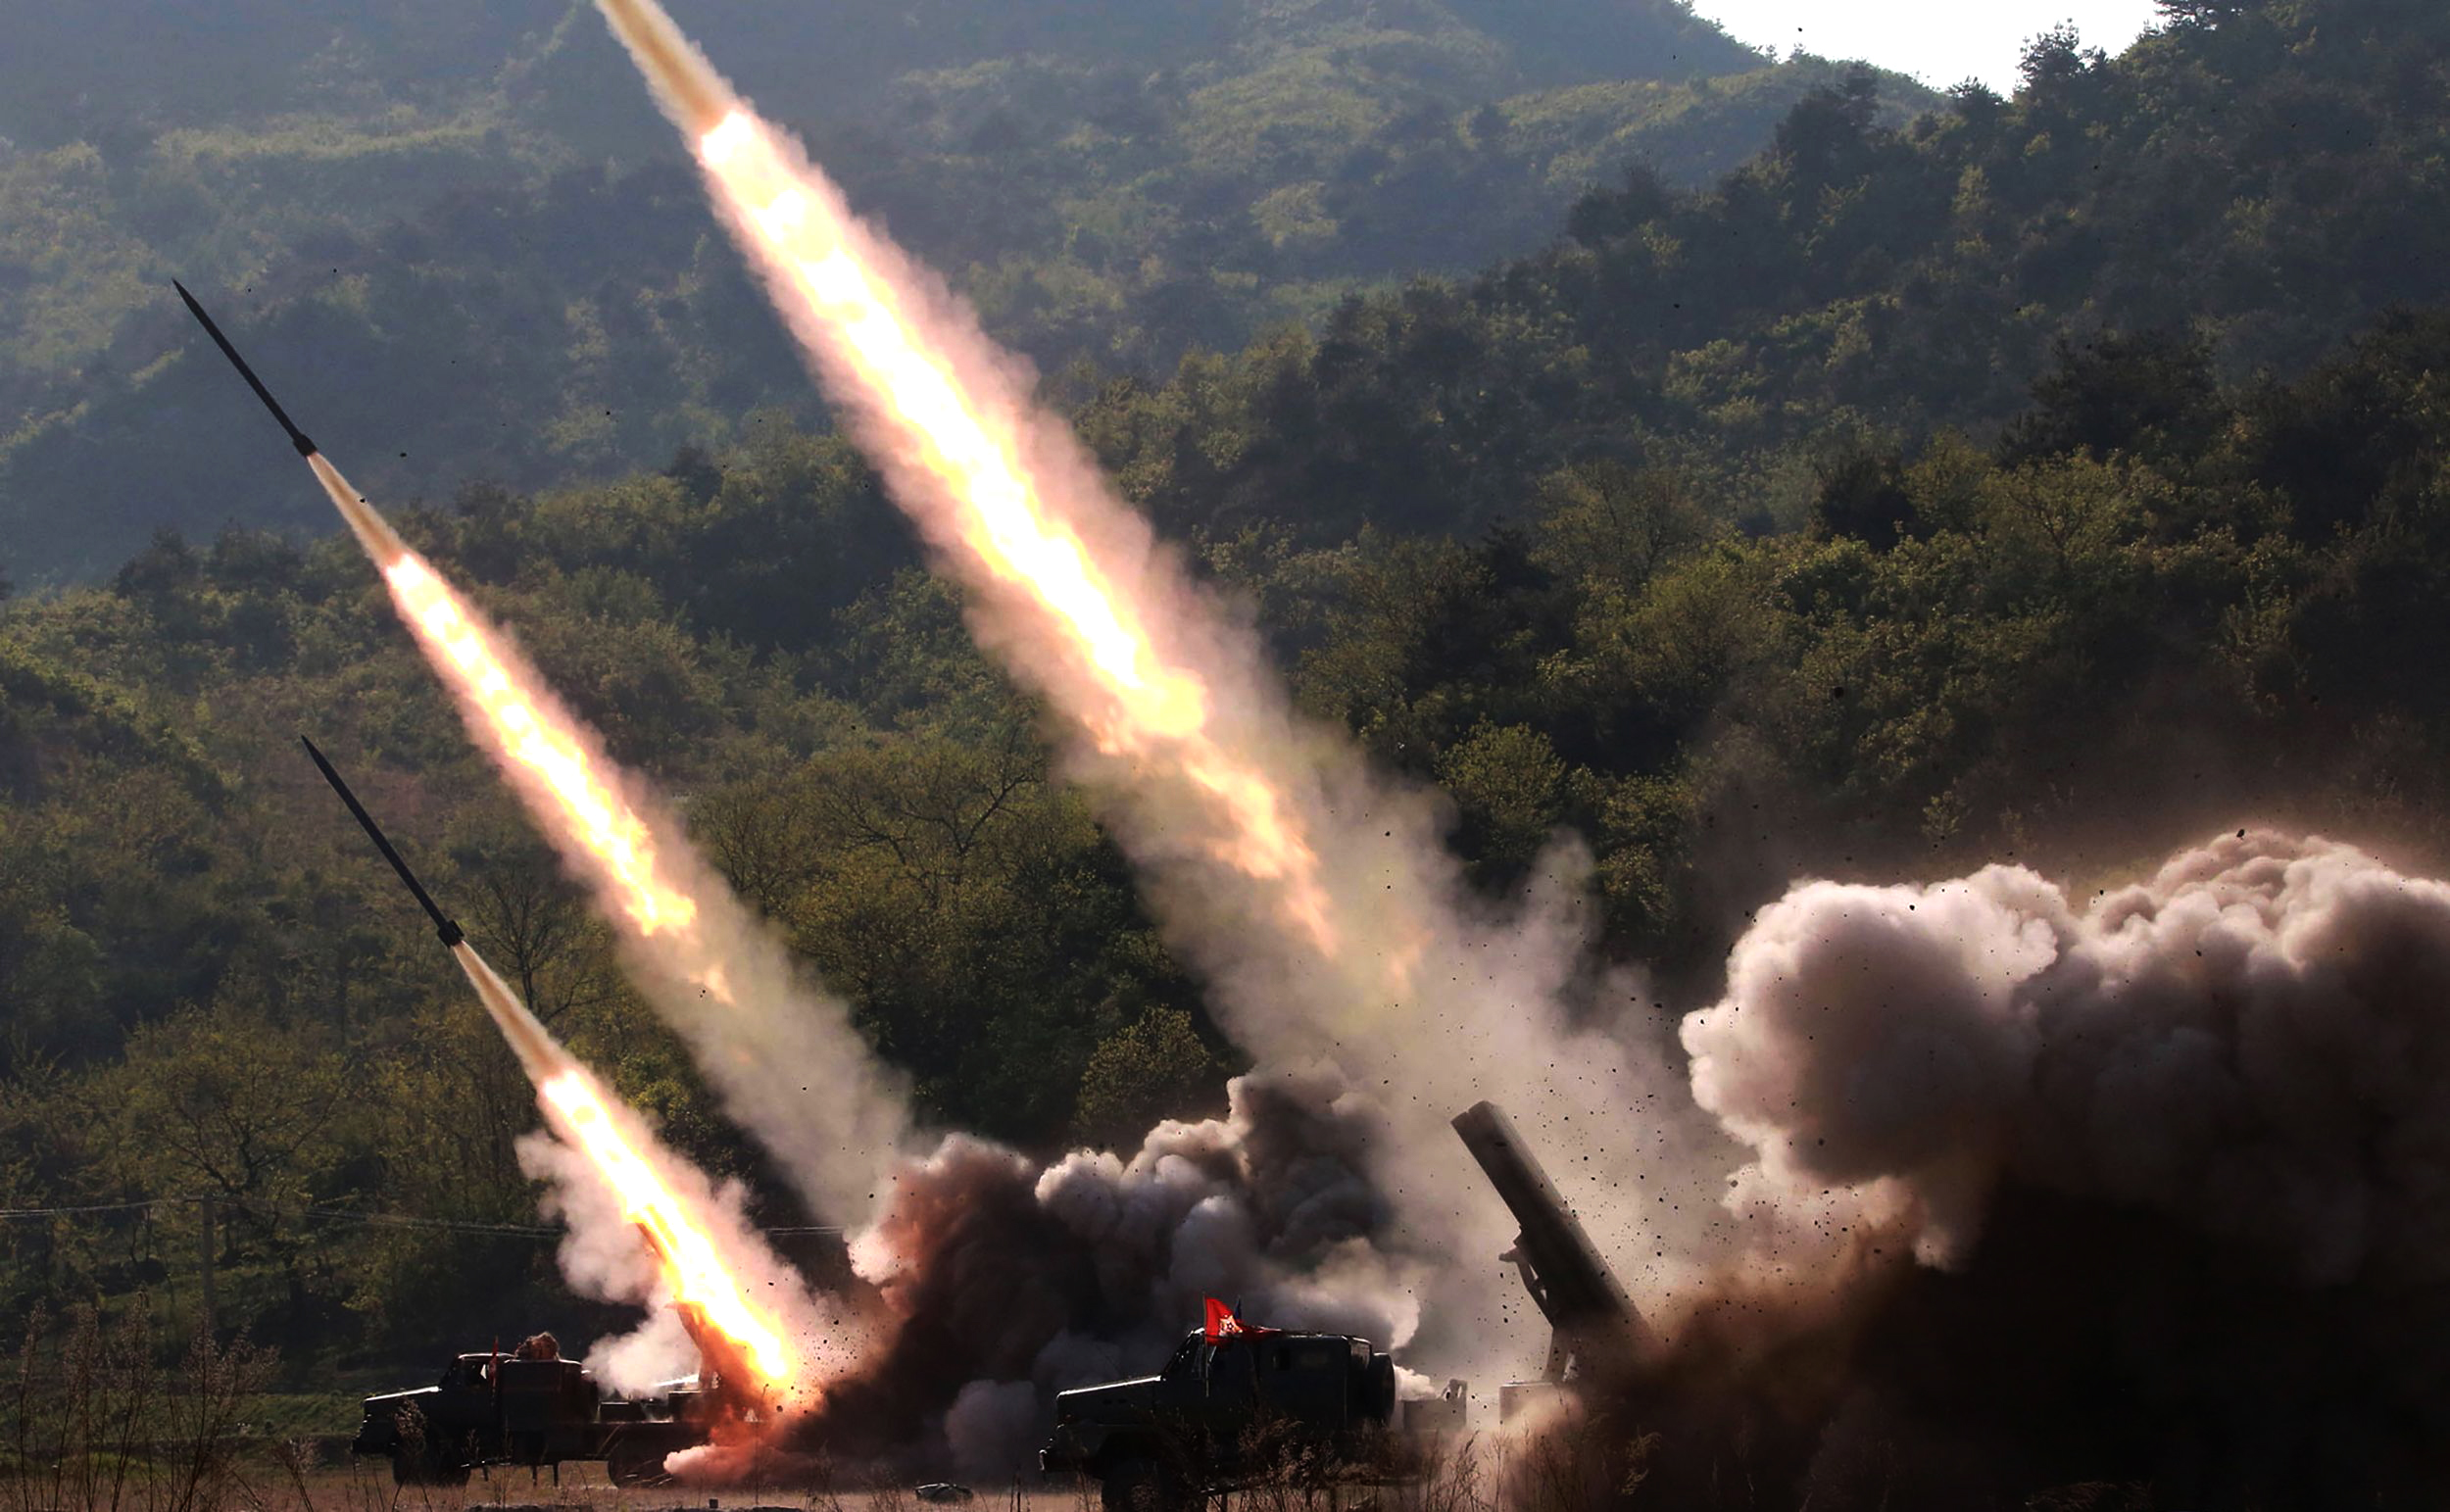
[{"left": 1452, "top": 1099, "right": 1657, "bottom": 1382}]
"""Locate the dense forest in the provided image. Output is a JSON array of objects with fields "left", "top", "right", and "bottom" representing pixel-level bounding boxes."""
[
  {"left": 6, "top": 0, "right": 2450, "bottom": 1423},
  {"left": 0, "top": 0, "right": 1927, "bottom": 582}
]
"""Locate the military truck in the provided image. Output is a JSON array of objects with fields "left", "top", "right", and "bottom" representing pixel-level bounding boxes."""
[
  {"left": 1040, "top": 1099, "right": 1649, "bottom": 1507},
  {"left": 1040, "top": 1322, "right": 1399, "bottom": 1512},
  {"left": 350, "top": 1348, "right": 716, "bottom": 1487}
]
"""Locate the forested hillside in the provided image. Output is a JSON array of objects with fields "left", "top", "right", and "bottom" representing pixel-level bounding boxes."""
[
  {"left": 7, "top": 0, "right": 2450, "bottom": 1401},
  {"left": 1080, "top": 0, "right": 2450, "bottom": 552},
  {"left": 0, "top": 0, "right": 1922, "bottom": 582}
]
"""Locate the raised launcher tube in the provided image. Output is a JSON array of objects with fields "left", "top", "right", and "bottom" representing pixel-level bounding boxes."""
[{"left": 1451, "top": 1100, "right": 1657, "bottom": 1384}]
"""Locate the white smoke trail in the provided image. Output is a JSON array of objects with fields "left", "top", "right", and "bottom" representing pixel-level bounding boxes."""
[
  {"left": 307, "top": 453, "right": 911, "bottom": 1228},
  {"left": 590, "top": 0, "right": 1710, "bottom": 1380}
]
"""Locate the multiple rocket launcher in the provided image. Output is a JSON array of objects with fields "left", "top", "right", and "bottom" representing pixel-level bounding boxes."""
[{"left": 172, "top": 90, "right": 1649, "bottom": 1416}]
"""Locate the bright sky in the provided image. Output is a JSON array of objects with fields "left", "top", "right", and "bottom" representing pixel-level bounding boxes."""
[{"left": 1687, "top": 0, "right": 2169, "bottom": 93}]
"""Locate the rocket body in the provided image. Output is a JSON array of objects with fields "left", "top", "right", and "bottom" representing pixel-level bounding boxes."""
[
  {"left": 300, "top": 735, "right": 466, "bottom": 949},
  {"left": 172, "top": 280, "right": 318, "bottom": 458}
]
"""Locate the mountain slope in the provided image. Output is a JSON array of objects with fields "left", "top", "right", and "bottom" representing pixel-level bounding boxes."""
[
  {"left": 1078, "top": 0, "right": 2450, "bottom": 547},
  {"left": 1, "top": 0, "right": 1929, "bottom": 582}
]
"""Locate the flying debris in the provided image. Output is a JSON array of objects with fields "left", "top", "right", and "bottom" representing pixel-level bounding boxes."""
[
  {"left": 300, "top": 735, "right": 465, "bottom": 948},
  {"left": 172, "top": 279, "right": 318, "bottom": 458},
  {"left": 1452, "top": 1100, "right": 1653, "bottom": 1418}
]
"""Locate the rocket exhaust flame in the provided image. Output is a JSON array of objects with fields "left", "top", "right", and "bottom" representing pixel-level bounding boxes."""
[
  {"left": 171, "top": 279, "right": 911, "bottom": 1232},
  {"left": 588, "top": 0, "right": 1704, "bottom": 1382},
  {"left": 312, "top": 453, "right": 909, "bottom": 1223},
  {"left": 593, "top": 0, "right": 1343, "bottom": 962},
  {"left": 535, "top": 1062, "right": 790, "bottom": 1388},
  {"left": 461, "top": 945, "right": 806, "bottom": 1400},
  {"left": 294, "top": 735, "right": 807, "bottom": 1402}
]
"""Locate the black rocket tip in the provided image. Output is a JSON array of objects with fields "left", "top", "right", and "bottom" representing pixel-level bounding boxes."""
[{"left": 171, "top": 277, "right": 318, "bottom": 459}]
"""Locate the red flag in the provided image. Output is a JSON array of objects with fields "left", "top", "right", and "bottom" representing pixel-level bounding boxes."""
[
  {"left": 1203, "top": 1298, "right": 1283, "bottom": 1342},
  {"left": 1203, "top": 1297, "right": 1242, "bottom": 1342}
]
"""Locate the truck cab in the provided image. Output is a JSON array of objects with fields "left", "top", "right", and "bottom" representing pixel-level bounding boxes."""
[{"left": 1041, "top": 1330, "right": 1397, "bottom": 1512}]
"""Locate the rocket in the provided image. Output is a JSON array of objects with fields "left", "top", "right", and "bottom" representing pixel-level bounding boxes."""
[
  {"left": 300, "top": 735, "right": 466, "bottom": 949},
  {"left": 172, "top": 280, "right": 318, "bottom": 459}
]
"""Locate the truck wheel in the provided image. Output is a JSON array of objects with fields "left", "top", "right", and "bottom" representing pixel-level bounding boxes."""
[
  {"left": 1100, "top": 1458, "right": 1179, "bottom": 1512},
  {"left": 1367, "top": 1354, "right": 1397, "bottom": 1420},
  {"left": 607, "top": 1440, "right": 667, "bottom": 1488}
]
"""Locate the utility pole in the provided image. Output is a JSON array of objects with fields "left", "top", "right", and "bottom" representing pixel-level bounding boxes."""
[{"left": 196, "top": 1196, "right": 217, "bottom": 1340}]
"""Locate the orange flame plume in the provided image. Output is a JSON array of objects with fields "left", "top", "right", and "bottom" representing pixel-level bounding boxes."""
[
  {"left": 313, "top": 454, "right": 703, "bottom": 946},
  {"left": 305, "top": 454, "right": 806, "bottom": 1398},
  {"left": 307, "top": 452, "right": 907, "bottom": 1235},
  {"left": 594, "top": 0, "right": 1347, "bottom": 962},
  {"left": 540, "top": 1074, "right": 790, "bottom": 1386},
  {"left": 455, "top": 942, "right": 799, "bottom": 1396}
]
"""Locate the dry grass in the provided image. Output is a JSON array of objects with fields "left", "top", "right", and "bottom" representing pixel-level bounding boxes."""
[
  {"left": 8, "top": 1452, "right": 1628, "bottom": 1512},
  {"left": 5, "top": 1299, "right": 271, "bottom": 1512}
]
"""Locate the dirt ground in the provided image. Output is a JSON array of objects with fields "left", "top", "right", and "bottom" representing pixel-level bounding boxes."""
[{"left": 215, "top": 1463, "right": 1102, "bottom": 1512}]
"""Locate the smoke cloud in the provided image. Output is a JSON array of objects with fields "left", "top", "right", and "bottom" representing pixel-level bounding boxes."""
[
  {"left": 1635, "top": 828, "right": 2450, "bottom": 1504},
  {"left": 1688, "top": 828, "right": 2450, "bottom": 1284},
  {"left": 804, "top": 1065, "right": 1430, "bottom": 1472}
]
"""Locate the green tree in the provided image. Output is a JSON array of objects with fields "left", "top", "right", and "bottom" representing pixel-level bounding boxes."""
[
  {"left": 1437, "top": 720, "right": 1572, "bottom": 880},
  {"left": 1073, "top": 1007, "right": 1222, "bottom": 1149},
  {"left": 1532, "top": 461, "right": 1716, "bottom": 592},
  {"left": 100, "top": 998, "right": 349, "bottom": 1247}
]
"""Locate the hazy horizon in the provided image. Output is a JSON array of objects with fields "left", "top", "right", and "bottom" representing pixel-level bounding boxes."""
[{"left": 1693, "top": 0, "right": 2165, "bottom": 89}]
